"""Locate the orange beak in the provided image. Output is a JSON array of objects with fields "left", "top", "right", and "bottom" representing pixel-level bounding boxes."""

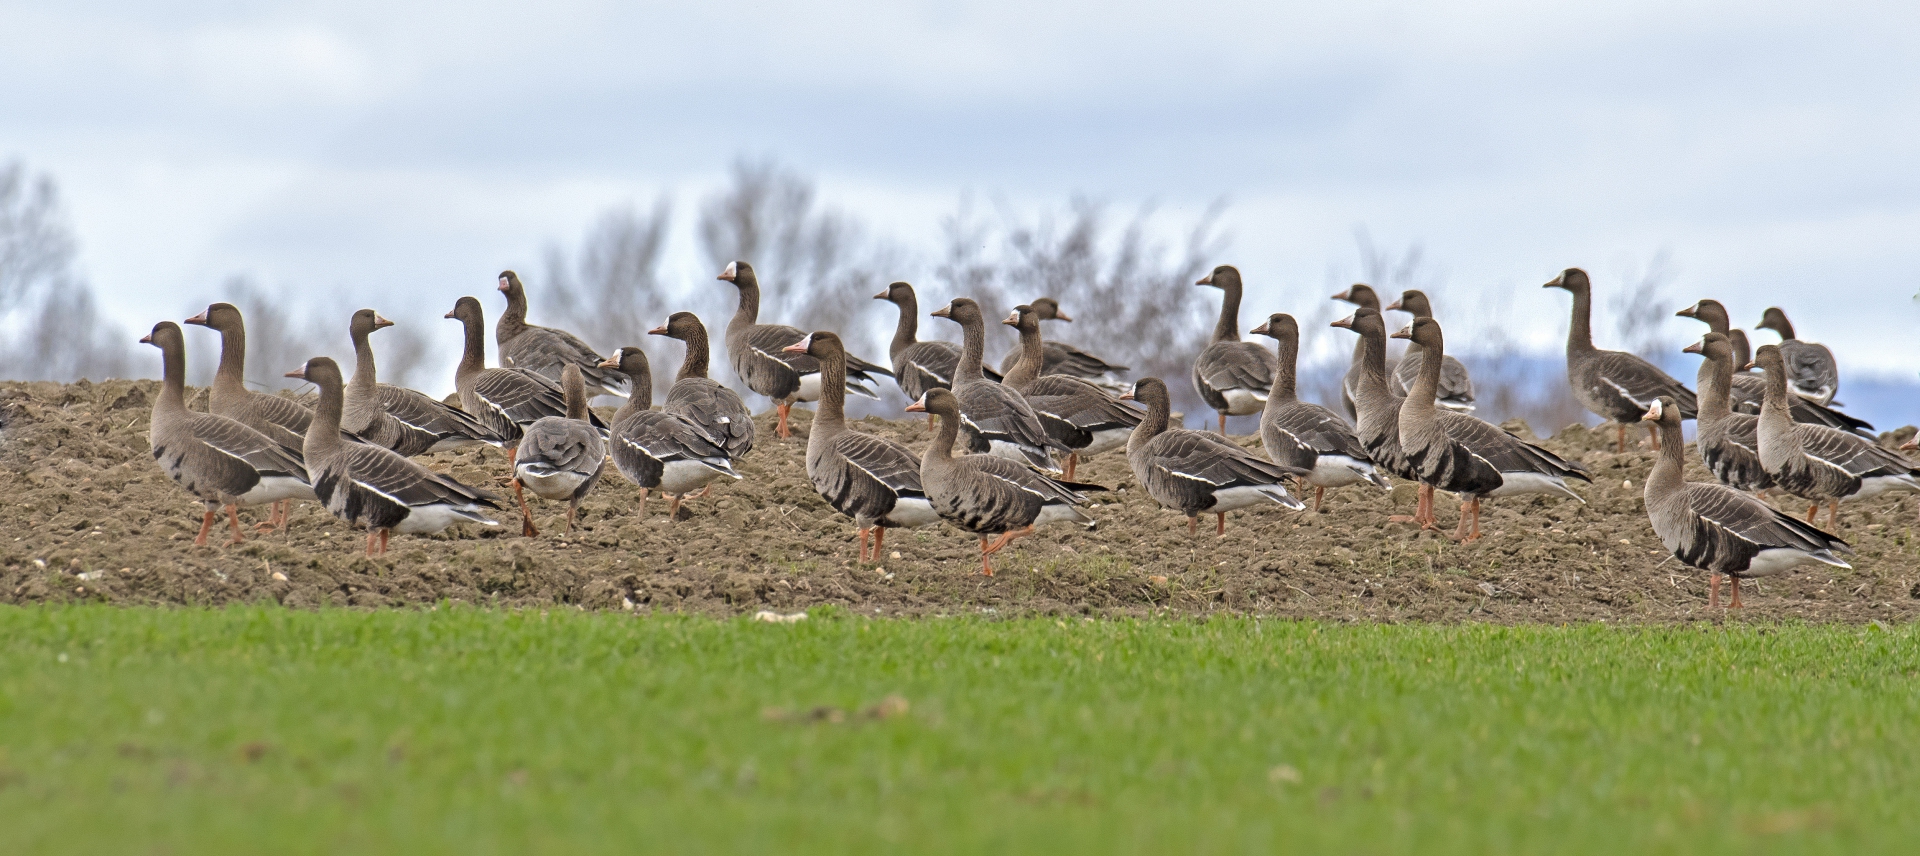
[
  {"left": 284, "top": 366, "right": 306, "bottom": 379},
  {"left": 374, "top": 314, "right": 394, "bottom": 329},
  {"left": 1682, "top": 341, "right": 1703, "bottom": 355},
  {"left": 904, "top": 399, "right": 926, "bottom": 413},
  {"left": 1390, "top": 325, "right": 1413, "bottom": 340},
  {"left": 1249, "top": 321, "right": 1269, "bottom": 335},
  {"left": 1384, "top": 299, "right": 1404, "bottom": 312},
  {"left": 597, "top": 356, "right": 621, "bottom": 370},
  {"left": 1330, "top": 314, "right": 1355, "bottom": 329},
  {"left": 930, "top": 306, "right": 952, "bottom": 318},
  {"left": 648, "top": 325, "right": 668, "bottom": 336},
  {"left": 138, "top": 333, "right": 153, "bottom": 344},
  {"left": 718, "top": 261, "right": 737, "bottom": 281},
  {"left": 183, "top": 311, "right": 209, "bottom": 326},
  {"left": 783, "top": 336, "right": 812, "bottom": 355}
]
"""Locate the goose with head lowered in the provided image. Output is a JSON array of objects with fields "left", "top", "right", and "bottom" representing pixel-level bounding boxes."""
[
  {"left": 718, "top": 261, "right": 891, "bottom": 439},
  {"left": 1122, "top": 377, "right": 1307, "bottom": 535},
  {"left": 1755, "top": 307, "right": 1840, "bottom": 407},
  {"left": 184, "top": 301, "right": 321, "bottom": 530},
  {"left": 1640, "top": 397, "right": 1850, "bottom": 608},
  {"left": 1543, "top": 268, "right": 1697, "bottom": 452},
  {"left": 1683, "top": 333, "right": 1773, "bottom": 494},
  {"left": 875, "top": 281, "right": 1001, "bottom": 404},
  {"left": 1249, "top": 313, "right": 1388, "bottom": 512},
  {"left": 1192, "top": 265, "right": 1278, "bottom": 435},
  {"left": 995, "top": 297, "right": 1130, "bottom": 389},
  {"left": 1384, "top": 289, "right": 1475, "bottom": 412},
  {"left": 931, "top": 297, "right": 1065, "bottom": 473},
  {"left": 906, "top": 388, "right": 1100, "bottom": 576},
  {"left": 650, "top": 311, "right": 754, "bottom": 463},
  {"left": 344, "top": 309, "right": 505, "bottom": 457},
  {"left": 1676, "top": 299, "right": 1870, "bottom": 435},
  {"left": 1002, "top": 303, "right": 1142, "bottom": 481},
  {"left": 143, "top": 322, "right": 314, "bottom": 547},
  {"left": 785, "top": 331, "right": 941, "bottom": 563},
  {"left": 1750, "top": 344, "right": 1920, "bottom": 529},
  {"left": 494, "top": 270, "right": 629, "bottom": 398},
  {"left": 446, "top": 296, "right": 607, "bottom": 461},
  {"left": 1332, "top": 283, "right": 1396, "bottom": 420},
  {"left": 510, "top": 364, "right": 607, "bottom": 538},
  {"left": 597, "top": 346, "right": 741, "bottom": 518},
  {"left": 1392, "top": 317, "right": 1591, "bottom": 542},
  {"left": 287, "top": 357, "right": 500, "bottom": 556}
]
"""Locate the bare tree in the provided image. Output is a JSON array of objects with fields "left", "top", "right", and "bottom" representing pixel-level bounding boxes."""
[
  {"left": 0, "top": 160, "right": 133, "bottom": 381},
  {"left": 0, "top": 161, "right": 74, "bottom": 311},
  {"left": 1610, "top": 248, "right": 1677, "bottom": 359},
  {"left": 543, "top": 200, "right": 673, "bottom": 352}
]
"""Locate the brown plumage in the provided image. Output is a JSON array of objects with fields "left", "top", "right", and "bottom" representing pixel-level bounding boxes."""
[
  {"left": 1192, "top": 265, "right": 1278, "bottom": 435},
  {"left": 717, "top": 261, "right": 890, "bottom": 439},
  {"left": 343, "top": 309, "right": 504, "bottom": 457},
  {"left": 1001, "top": 303, "right": 1141, "bottom": 481},
  {"left": 1123, "top": 377, "right": 1306, "bottom": 536},
  {"left": 1384, "top": 289, "right": 1475, "bottom": 412},
  {"left": 1752, "top": 345, "right": 1920, "bottom": 529},
  {"left": 876, "top": 281, "right": 1001, "bottom": 403},
  {"left": 1543, "top": 268, "right": 1696, "bottom": 452},
  {"left": 1676, "top": 299, "right": 1870, "bottom": 435},
  {"left": 445, "top": 296, "right": 607, "bottom": 457},
  {"left": 1249, "top": 313, "right": 1387, "bottom": 512},
  {"left": 650, "top": 311, "right": 754, "bottom": 461},
  {"left": 511, "top": 364, "right": 607, "bottom": 537},
  {"left": 183, "top": 301, "right": 319, "bottom": 530},
  {"left": 494, "top": 270, "right": 629, "bottom": 398},
  {"left": 994, "top": 297, "right": 1129, "bottom": 387}
]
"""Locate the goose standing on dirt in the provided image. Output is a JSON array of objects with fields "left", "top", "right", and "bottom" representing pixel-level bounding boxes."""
[
  {"left": 1192, "top": 265, "right": 1278, "bottom": 435},
  {"left": 1249, "top": 313, "right": 1387, "bottom": 512},
  {"left": 1640, "top": 397, "right": 1851, "bottom": 608},
  {"left": 142, "top": 322, "right": 313, "bottom": 547},
  {"left": 183, "top": 302, "right": 321, "bottom": 529},
  {"left": 597, "top": 347, "right": 741, "bottom": 518},
  {"left": 1385, "top": 290, "right": 1476, "bottom": 412},
  {"left": 1393, "top": 318, "right": 1591, "bottom": 542},
  {"left": 650, "top": 311, "right": 755, "bottom": 462},
  {"left": 931, "top": 297, "right": 1064, "bottom": 473},
  {"left": 446, "top": 297, "right": 607, "bottom": 459},
  {"left": 1751, "top": 344, "right": 1920, "bottom": 529},
  {"left": 1676, "top": 300, "right": 1870, "bottom": 435},
  {"left": 344, "top": 309, "right": 504, "bottom": 457},
  {"left": 1002, "top": 304, "right": 1142, "bottom": 481},
  {"left": 1543, "top": 268, "right": 1697, "bottom": 452},
  {"left": 1684, "top": 333, "right": 1773, "bottom": 494},
  {"left": 906, "top": 388, "right": 1098, "bottom": 576},
  {"left": 1122, "top": 377, "right": 1307, "bottom": 535},
  {"left": 786, "top": 332, "right": 940, "bottom": 563},
  {"left": 995, "top": 298, "right": 1130, "bottom": 388},
  {"left": 718, "top": 261, "right": 890, "bottom": 439},
  {"left": 1755, "top": 307, "right": 1840, "bottom": 406},
  {"left": 509, "top": 365, "right": 607, "bottom": 538},
  {"left": 1331, "top": 308, "right": 1421, "bottom": 519},
  {"left": 288, "top": 357, "right": 500, "bottom": 556},
  {"left": 875, "top": 281, "right": 999, "bottom": 403},
  {"left": 494, "top": 271, "right": 628, "bottom": 398},
  {"left": 1333, "top": 283, "right": 1395, "bottom": 420}
]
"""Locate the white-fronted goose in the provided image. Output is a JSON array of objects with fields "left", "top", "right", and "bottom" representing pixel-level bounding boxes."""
[
  {"left": 142, "top": 322, "right": 314, "bottom": 546},
  {"left": 183, "top": 302, "right": 318, "bottom": 529},
  {"left": 649, "top": 311, "right": 755, "bottom": 461},
  {"left": 510, "top": 364, "right": 607, "bottom": 537},
  {"left": 494, "top": 270, "right": 629, "bottom": 398},
  {"left": 876, "top": 281, "right": 1001, "bottom": 403},
  {"left": 1640, "top": 397, "right": 1850, "bottom": 608},
  {"left": 1544, "top": 268, "right": 1697, "bottom": 452},
  {"left": 931, "top": 297, "right": 1064, "bottom": 473},
  {"left": 1676, "top": 300, "right": 1871, "bottom": 435},
  {"left": 597, "top": 347, "right": 741, "bottom": 518},
  {"left": 1385, "top": 290, "right": 1476, "bottom": 412},
  {"left": 905, "top": 388, "right": 1098, "bottom": 576},
  {"left": 1330, "top": 308, "right": 1420, "bottom": 496},
  {"left": 1755, "top": 307, "right": 1840, "bottom": 406},
  {"left": 1332, "top": 283, "right": 1396, "bottom": 420},
  {"left": 1727, "top": 329, "right": 1753, "bottom": 373},
  {"left": 718, "top": 261, "right": 890, "bottom": 439},
  {"left": 446, "top": 296, "right": 607, "bottom": 458},
  {"left": 1122, "top": 377, "right": 1306, "bottom": 535},
  {"left": 288, "top": 357, "right": 500, "bottom": 555},
  {"left": 1393, "top": 318, "right": 1590, "bottom": 542},
  {"left": 1684, "top": 333, "right": 1773, "bottom": 494},
  {"left": 1751, "top": 344, "right": 1920, "bottom": 528},
  {"left": 1192, "top": 265, "right": 1278, "bottom": 435},
  {"left": 1248, "top": 313, "right": 1388, "bottom": 512},
  {"left": 1002, "top": 304, "right": 1142, "bottom": 481},
  {"left": 995, "top": 297, "right": 1130, "bottom": 387},
  {"left": 785, "top": 331, "right": 940, "bottom": 562},
  {"left": 344, "top": 309, "right": 505, "bottom": 457}
]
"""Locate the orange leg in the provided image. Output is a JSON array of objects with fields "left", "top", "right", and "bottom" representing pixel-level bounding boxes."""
[
  {"left": 512, "top": 479, "right": 538, "bottom": 538},
  {"left": 873, "top": 526, "right": 886, "bottom": 562},
  {"left": 1188, "top": 516, "right": 1198, "bottom": 535},
  {"left": 668, "top": 494, "right": 684, "bottom": 519},
  {"left": 225, "top": 505, "right": 246, "bottom": 546},
  {"left": 776, "top": 403, "right": 793, "bottom": 439},
  {"left": 194, "top": 509, "right": 217, "bottom": 546},
  {"left": 857, "top": 527, "right": 871, "bottom": 562},
  {"left": 365, "top": 530, "right": 380, "bottom": 557},
  {"left": 1827, "top": 501, "right": 1839, "bottom": 531},
  {"left": 1615, "top": 424, "right": 1627, "bottom": 454},
  {"left": 637, "top": 488, "right": 649, "bottom": 515},
  {"left": 1647, "top": 423, "right": 1662, "bottom": 452},
  {"left": 1451, "top": 500, "right": 1472, "bottom": 542},
  {"left": 379, "top": 529, "right": 390, "bottom": 555},
  {"left": 697, "top": 484, "right": 713, "bottom": 500},
  {"left": 1804, "top": 504, "right": 1818, "bottom": 523},
  {"left": 1217, "top": 411, "right": 1228, "bottom": 437},
  {"left": 1313, "top": 485, "right": 1325, "bottom": 513},
  {"left": 1709, "top": 572, "right": 1720, "bottom": 608},
  {"left": 565, "top": 502, "right": 578, "bottom": 534},
  {"left": 1730, "top": 576, "right": 1745, "bottom": 609},
  {"left": 978, "top": 537, "right": 995, "bottom": 576},
  {"left": 1463, "top": 498, "right": 1484, "bottom": 543},
  {"left": 1064, "top": 453, "right": 1079, "bottom": 482},
  {"left": 1216, "top": 512, "right": 1227, "bottom": 536}
]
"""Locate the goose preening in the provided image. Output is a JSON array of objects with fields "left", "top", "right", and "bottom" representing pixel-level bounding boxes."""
[
  {"left": 446, "top": 296, "right": 607, "bottom": 459},
  {"left": 1331, "top": 308, "right": 1421, "bottom": 520},
  {"left": 650, "top": 311, "right": 755, "bottom": 463},
  {"left": 995, "top": 298, "right": 1130, "bottom": 388},
  {"left": 287, "top": 357, "right": 500, "bottom": 556},
  {"left": 183, "top": 302, "right": 318, "bottom": 530},
  {"left": 906, "top": 388, "right": 1100, "bottom": 576},
  {"left": 785, "top": 332, "right": 941, "bottom": 563},
  {"left": 1751, "top": 344, "right": 1920, "bottom": 529},
  {"left": 930, "top": 297, "right": 1064, "bottom": 473},
  {"left": 1676, "top": 299, "right": 1870, "bottom": 435},
  {"left": 1543, "top": 268, "right": 1697, "bottom": 452},
  {"left": 875, "top": 281, "right": 1001, "bottom": 404},
  {"left": 1755, "top": 307, "right": 1840, "bottom": 407},
  {"left": 1248, "top": 313, "right": 1388, "bottom": 512},
  {"left": 494, "top": 270, "right": 629, "bottom": 398},
  {"left": 1122, "top": 377, "right": 1307, "bottom": 535},
  {"left": 1684, "top": 333, "right": 1773, "bottom": 494},
  {"left": 344, "top": 309, "right": 505, "bottom": 457},
  {"left": 1392, "top": 318, "right": 1590, "bottom": 542},
  {"left": 1002, "top": 303, "right": 1142, "bottom": 481},
  {"left": 1640, "top": 397, "right": 1850, "bottom": 608},
  {"left": 1332, "top": 283, "right": 1395, "bottom": 420},
  {"left": 1384, "top": 290, "right": 1476, "bottom": 412},
  {"left": 597, "top": 346, "right": 742, "bottom": 518},
  {"left": 1193, "top": 265, "right": 1278, "bottom": 435},
  {"left": 143, "top": 322, "right": 314, "bottom": 547},
  {"left": 718, "top": 261, "right": 890, "bottom": 439},
  {"left": 510, "top": 365, "right": 607, "bottom": 537}
]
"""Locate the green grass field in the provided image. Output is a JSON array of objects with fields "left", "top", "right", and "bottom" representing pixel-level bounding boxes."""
[{"left": 0, "top": 606, "right": 1914, "bottom": 854}]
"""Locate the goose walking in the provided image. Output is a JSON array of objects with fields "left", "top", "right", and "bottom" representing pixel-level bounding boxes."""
[
  {"left": 1640, "top": 397, "right": 1850, "bottom": 608},
  {"left": 1192, "top": 265, "right": 1277, "bottom": 435},
  {"left": 446, "top": 296, "right": 607, "bottom": 459},
  {"left": 597, "top": 347, "right": 741, "bottom": 517},
  {"left": 1332, "top": 283, "right": 1395, "bottom": 420},
  {"left": 931, "top": 297, "right": 1064, "bottom": 473},
  {"left": 1384, "top": 290, "right": 1475, "bottom": 412},
  {"left": 718, "top": 261, "right": 890, "bottom": 439},
  {"left": 183, "top": 302, "right": 319, "bottom": 529},
  {"left": 1751, "top": 345, "right": 1920, "bottom": 528},
  {"left": 1543, "top": 268, "right": 1697, "bottom": 452},
  {"left": 875, "top": 281, "right": 1000, "bottom": 404},
  {"left": 1123, "top": 377, "right": 1307, "bottom": 535},
  {"left": 1684, "top": 333, "right": 1773, "bottom": 494},
  {"left": 494, "top": 270, "right": 629, "bottom": 398},
  {"left": 344, "top": 309, "right": 504, "bottom": 457},
  {"left": 650, "top": 311, "right": 755, "bottom": 462},
  {"left": 1676, "top": 300, "right": 1870, "bottom": 434},
  {"left": 1002, "top": 304, "right": 1141, "bottom": 481},
  {"left": 1248, "top": 313, "right": 1387, "bottom": 512},
  {"left": 1755, "top": 307, "right": 1840, "bottom": 406},
  {"left": 994, "top": 297, "right": 1129, "bottom": 388},
  {"left": 511, "top": 365, "right": 607, "bottom": 537}
]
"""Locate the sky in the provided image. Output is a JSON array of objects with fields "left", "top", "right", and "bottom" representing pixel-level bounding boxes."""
[{"left": 4, "top": 0, "right": 1919, "bottom": 389}]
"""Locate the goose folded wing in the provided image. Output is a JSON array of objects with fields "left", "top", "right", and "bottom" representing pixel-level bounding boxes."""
[
  {"left": 1152, "top": 432, "right": 1303, "bottom": 487},
  {"left": 343, "top": 444, "right": 500, "bottom": 507},
  {"left": 1590, "top": 352, "right": 1697, "bottom": 417},
  {"left": 959, "top": 386, "right": 1060, "bottom": 450},
  {"left": 1047, "top": 343, "right": 1129, "bottom": 376},
  {"left": 1796, "top": 427, "right": 1920, "bottom": 479},
  {"left": 1685, "top": 483, "right": 1850, "bottom": 555},
  {"left": 617, "top": 412, "right": 736, "bottom": 472},
  {"left": 973, "top": 456, "right": 1088, "bottom": 506},
  {"left": 1281, "top": 404, "right": 1371, "bottom": 460},
  {"left": 1437, "top": 414, "right": 1591, "bottom": 481},
  {"left": 1781, "top": 342, "right": 1837, "bottom": 385},
  {"left": 523, "top": 421, "right": 605, "bottom": 475},
  {"left": 378, "top": 384, "right": 504, "bottom": 442},
  {"left": 252, "top": 393, "right": 315, "bottom": 435},
  {"left": 829, "top": 432, "right": 926, "bottom": 496},
  {"left": 189, "top": 413, "right": 308, "bottom": 480},
  {"left": 1439, "top": 356, "right": 1475, "bottom": 402},
  {"left": 503, "top": 327, "right": 628, "bottom": 393},
  {"left": 1197, "top": 343, "right": 1276, "bottom": 393}
]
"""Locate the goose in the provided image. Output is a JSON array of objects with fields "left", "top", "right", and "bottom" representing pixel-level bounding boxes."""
[
  {"left": 1332, "top": 283, "right": 1396, "bottom": 420},
  {"left": 1755, "top": 307, "right": 1840, "bottom": 406},
  {"left": 1122, "top": 377, "right": 1306, "bottom": 535},
  {"left": 183, "top": 302, "right": 318, "bottom": 529},
  {"left": 510, "top": 364, "right": 607, "bottom": 538},
  {"left": 1676, "top": 299, "right": 1870, "bottom": 435},
  {"left": 1543, "top": 268, "right": 1697, "bottom": 452},
  {"left": 1002, "top": 303, "right": 1142, "bottom": 481},
  {"left": 141, "top": 322, "right": 313, "bottom": 547},
  {"left": 1384, "top": 290, "right": 1476, "bottom": 412},
  {"left": 1683, "top": 333, "right": 1773, "bottom": 494},
  {"left": 784, "top": 331, "right": 941, "bottom": 562},
  {"left": 1331, "top": 308, "right": 1422, "bottom": 523},
  {"left": 717, "top": 261, "right": 891, "bottom": 439},
  {"left": 994, "top": 297, "right": 1130, "bottom": 388},
  {"left": 1751, "top": 344, "right": 1920, "bottom": 529},
  {"left": 494, "top": 270, "right": 629, "bottom": 398},
  {"left": 343, "top": 309, "right": 505, "bottom": 457},
  {"left": 287, "top": 357, "right": 500, "bottom": 555},
  {"left": 875, "top": 281, "right": 1001, "bottom": 403},
  {"left": 649, "top": 311, "right": 755, "bottom": 462},
  {"left": 1193, "top": 265, "right": 1278, "bottom": 435},
  {"left": 905, "top": 388, "right": 1099, "bottom": 576},
  {"left": 930, "top": 297, "right": 1064, "bottom": 473},
  {"left": 1392, "top": 318, "right": 1591, "bottom": 542},
  {"left": 1640, "top": 397, "right": 1850, "bottom": 608},
  {"left": 1248, "top": 313, "right": 1388, "bottom": 512},
  {"left": 445, "top": 296, "right": 607, "bottom": 460},
  {"left": 597, "top": 347, "right": 741, "bottom": 518}
]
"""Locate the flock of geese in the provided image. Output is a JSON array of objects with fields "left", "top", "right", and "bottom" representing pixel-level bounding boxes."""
[{"left": 135, "top": 262, "right": 1918, "bottom": 607}]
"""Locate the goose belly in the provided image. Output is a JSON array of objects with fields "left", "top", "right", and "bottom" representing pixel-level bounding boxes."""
[
  {"left": 1744, "top": 547, "right": 1846, "bottom": 577},
  {"left": 1307, "top": 455, "right": 1374, "bottom": 488},
  {"left": 1487, "top": 471, "right": 1582, "bottom": 500},
  {"left": 1078, "top": 427, "right": 1133, "bottom": 458},
  {"left": 1209, "top": 484, "right": 1301, "bottom": 513},
  {"left": 1033, "top": 502, "right": 1093, "bottom": 529},
  {"left": 238, "top": 475, "right": 316, "bottom": 506},
  {"left": 515, "top": 465, "right": 590, "bottom": 500},
  {"left": 1218, "top": 388, "right": 1267, "bottom": 415},
  {"left": 392, "top": 503, "right": 495, "bottom": 535},
  {"left": 792, "top": 373, "right": 823, "bottom": 403},
  {"left": 881, "top": 497, "right": 943, "bottom": 529},
  {"left": 1852, "top": 474, "right": 1920, "bottom": 500},
  {"left": 660, "top": 460, "right": 731, "bottom": 495},
  {"left": 986, "top": 439, "right": 1057, "bottom": 471}
]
